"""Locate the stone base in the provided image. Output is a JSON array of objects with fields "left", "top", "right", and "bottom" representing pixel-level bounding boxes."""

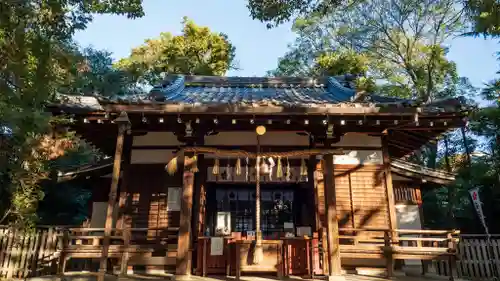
[
  {"left": 172, "top": 274, "right": 193, "bottom": 281},
  {"left": 325, "top": 275, "right": 346, "bottom": 281}
]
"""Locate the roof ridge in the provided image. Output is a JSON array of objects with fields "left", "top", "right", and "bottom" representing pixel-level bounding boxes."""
[{"left": 156, "top": 74, "right": 359, "bottom": 87}]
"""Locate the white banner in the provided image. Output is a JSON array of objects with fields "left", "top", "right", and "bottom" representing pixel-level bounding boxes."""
[
  {"left": 469, "top": 188, "right": 489, "bottom": 235},
  {"left": 167, "top": 187, "right": 181, "bottom": 211}
]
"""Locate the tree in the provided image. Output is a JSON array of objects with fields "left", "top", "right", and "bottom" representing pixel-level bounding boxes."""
[
  {"left": 270, "top": 0, "right": 468, "bottom": 102},
  {"left": 247, "top": 0, "right": 499, "bottom": 37},
  {"left": 0, "top": 0, "right": 145, "bottom": 229},
  {"left": 464, "top": 0, "right": 500, "bottom": 36},
  {"left": 115, "top": 17, "right": 237, "bottom": 86},
  {"left": 58, "top": 45, "right": 141, "bottom": 96}
]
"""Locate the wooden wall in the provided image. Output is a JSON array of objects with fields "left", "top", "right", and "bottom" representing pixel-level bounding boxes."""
[
  {"left": 125, "top": 164, "right": 182, "bottom": 230},
  {"left": 316, "top": 164, "right": 390, "bottom": 231},
  {"left": 315, "top": 163, "right": 390, "bottom": 268}
]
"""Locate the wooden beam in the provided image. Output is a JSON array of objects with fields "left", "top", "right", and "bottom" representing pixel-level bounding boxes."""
[
  {"left": 176, "top": 151, "right": 195, "bottom": 277},
  {"left": 323, "top": 153, "right": 344, "bottom": 280},
  {"left": 131, "top": 145, "right": 383, "bottom": 151},
  {"left": 98, "top": 112, "right": 130, "bottom": 281},
  {"left": 102, "top": 103, "right": 422, "bottom": 115}
]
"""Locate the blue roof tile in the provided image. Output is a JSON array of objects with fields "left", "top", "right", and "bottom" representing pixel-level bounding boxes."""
[{"left": 135, "top": 74, "right": 407, "bottom": 106}]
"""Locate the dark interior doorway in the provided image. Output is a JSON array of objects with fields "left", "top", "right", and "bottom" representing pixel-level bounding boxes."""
[{"left": 204, "top": 182, "right": 313, "bottom": 239}]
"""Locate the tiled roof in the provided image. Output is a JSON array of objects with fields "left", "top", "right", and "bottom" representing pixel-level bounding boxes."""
[
  {"left": 391, "top": 158, "right": 456, "bottom": 184},
  {"left": 101, "top": 75, "right": 411, "bottom": 106},
  {"left": 50, "top": 75, "right": 466, "bottom": 114}
]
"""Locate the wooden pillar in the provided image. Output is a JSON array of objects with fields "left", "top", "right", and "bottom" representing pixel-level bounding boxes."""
[
  {"left": 444, "top": 136, "right": 455, "bottom": 229},
  {"left": 382, "top": 135, "right": 397, "bottom": 276},
  {"left": 176, "top": 151, "right": 195, "bottom": 277},
  {"left": 382, "top": 135, "right": 398, "bottom": 232},
  {"left": 117, "top": 133, "right": 133, "bottom": 229},
  {"left": 98, "top": 112, "right": 130, "bottom": 281},
  {"left": 118, "top": 128, "right": 133, "bottom": 278},
  {"left": 323, "top": 153, "right": 344, "bottom": 281},
  {"left": 191, "top": 136, "right": 205, "bottom": 272},
  {"left": 308, "top": 135, "right": 318, "bottom": 230}
]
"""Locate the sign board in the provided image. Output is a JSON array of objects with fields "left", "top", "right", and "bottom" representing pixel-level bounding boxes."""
[
  {"left": 296, "top": 226, "right": 312, "bottom": 237},
  {"left": 215, "top": 212, "right": 231, "bottom": 236},
  {"left": 246, "top": 230, "right": 256, "bottom": 238},
  {"left": 469, "top": 188, "right": 489, "bottom": 235},
  {"left": 167, "top": 187, "right": 181, "bottom": 211},
  {"left": 210, "top": 237, "right": 224, "bottom": 256}
]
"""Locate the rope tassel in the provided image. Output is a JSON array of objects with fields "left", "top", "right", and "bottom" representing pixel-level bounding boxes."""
[
  {"left": 268, "top": 157, "right": 275, "bottom": 181},
  {"left": 276, "top": 157, "right": 283, "bottom": 178},
  {"left": 286, "top": 157, "right": 291, "bottom": 182},
  {"left": 236, "top": 158, "right": 241, "bottom": 175},
  {"left": 166, "top": 157, "right": 178, "bottom": 175},
  {"left": 245, "top": 157, "right": 249, "bottom": 182},
  {"left": 190, "top": 155, "right": 199, "bottom": 173},
  {"left": 226, "top": 159, "right": 231, "bottom": 180},
  {"left": 300, "top": 158, "right": 307, "bottom": 176},
  {"left": 213, "top": 157, "right": 220, "bottom": 175}
]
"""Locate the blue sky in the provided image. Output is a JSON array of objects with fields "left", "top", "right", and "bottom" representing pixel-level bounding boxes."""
[{"left": 74, "top": 0, "right": 499, "bottom": 89}]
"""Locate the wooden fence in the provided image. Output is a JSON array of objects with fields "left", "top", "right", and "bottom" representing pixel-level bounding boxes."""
[
  {"left": 0, "top": 226, "right": 63, "bottom": 279},
  {"left": 436, "top": 235, "right": 500, "bottom": 280},
  {"left": 0, "top": 225, "right": 499, "bottom": 280}
]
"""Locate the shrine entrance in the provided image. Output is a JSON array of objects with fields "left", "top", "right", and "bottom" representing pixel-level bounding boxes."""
[{"left": 204, "top": 182, "right": 314, "bottom": 240}]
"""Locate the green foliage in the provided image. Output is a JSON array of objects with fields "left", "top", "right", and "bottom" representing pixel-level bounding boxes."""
[
  {"left": 269, "top": 0, "right": 469, "bottom": 102},
  {"left": 58, "top": 46, "right": 141, "bottom": 96},
  {"left": 247, "top": 0, "right": 346, "bottom": 28},
  {"left": 0, "top": 0, "right": 145, "bottom": 229},
  {"left": 313, "top": 49, "right": 370, "bottom": 76},
  {"left": 464, "top": 0, "right": 500, "bottom": 37},
  {"left": 115, "top": 17, "right": 237, "bottom": 85},
  {"left": 247, "top": 0, "right": 498, "bottom": 38}
]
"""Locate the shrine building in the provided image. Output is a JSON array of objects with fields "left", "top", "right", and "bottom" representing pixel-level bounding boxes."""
[{"left": 48, "top": 75, "right": 463, "bottom": 280}]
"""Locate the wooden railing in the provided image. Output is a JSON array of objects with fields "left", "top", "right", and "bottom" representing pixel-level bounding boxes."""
[
  {"left": 0, "top": 226, "right": 459, "bottom": 279},
  {"left": 195, "top": 228, "right": 459, "bottom": 279},
  {"left": 57, "top": 227, "right": 179, "bottom": 275},
  {"left": 339, "top": 228, "right": 460, "bottom": 277}
]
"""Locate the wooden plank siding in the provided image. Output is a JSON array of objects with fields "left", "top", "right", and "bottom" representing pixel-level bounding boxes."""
[
  {"left": 123, "top": 164, "right": 182, "bottom": 272},
  {"left": 316, "top": 164, "right": 390, "bottom": 230},
  {"left": 125, "top": 164, "right": 181, "bottom": 231}
]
